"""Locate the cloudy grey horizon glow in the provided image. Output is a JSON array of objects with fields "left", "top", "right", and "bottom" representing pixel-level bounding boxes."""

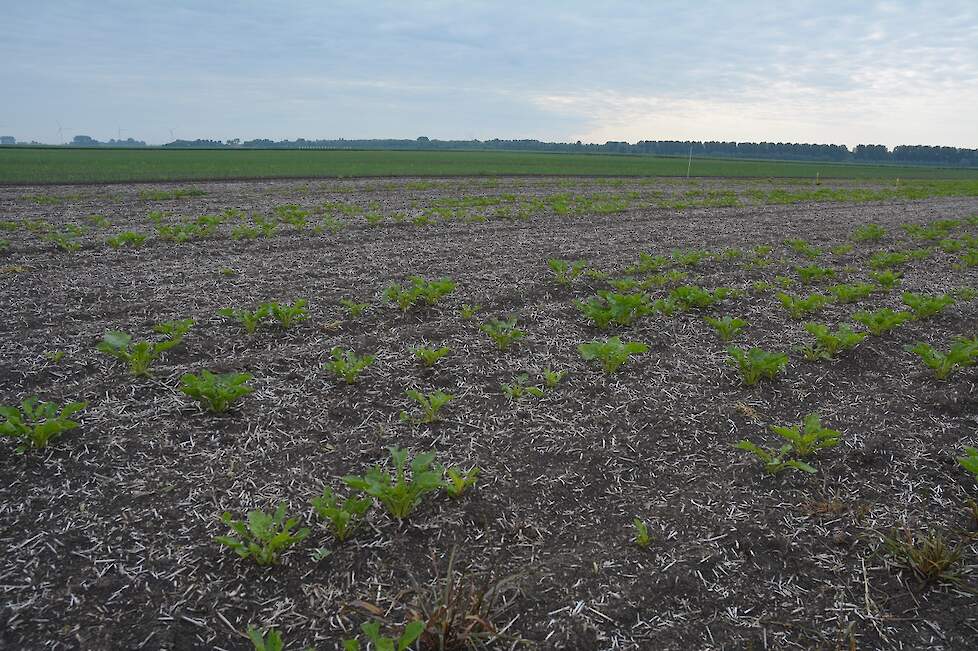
[{"left": 3, "top": 1, "right": 977, "bottom": 148}]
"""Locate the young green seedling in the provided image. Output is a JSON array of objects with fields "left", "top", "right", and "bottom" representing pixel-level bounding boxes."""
[
  {"left": 231, "top": 224, "right": 261, "bottom": 240},
  {"left": 326, "top": 347, "right": 375, "bottom": 384},
  {"left": 246, "top": 626, "right": 284, "bottom": 651},
  {"left": 340, "top": 298, "right": 369, "bottom": 318},
  {"left": 547, "top": 258, "right": 587, "bottom": 285},
  {"left": 480, "top": 317, "right": 525, "bottom": 350},
  {"left": 907, "top": 338, "right": 978, "bottom": 380},
  {"left": 385, "top": 276, "right": 456, "bottom": 310},
  {"left": 578, "top": 337, "right": 649, "bottom": 374},
  {"left": 444, "top": 466, "right": 479, "bottom": 498},
  {"left": 704, "top": 315, "right": 747, "bottom": 342},
  {"left": 218, "top": 305, "right": 270, "bottom": 334},
  {"left": 633, "top": 518, "right": 651, "bottom": 548},
  {"left": 578, "top": 291, "right": 651, "bottom": 328},
  {"left": 610, "top": 277, "right": 639, "bottom": 292},
  {"left": 502, "top": 373, "right": 545, "bottom": 400},
  {"left": 542, "top": 368, "right": 566, "bottom": 388},
  {"left": 413, "top": 346, "right": 450, "bottom": 367},
  {"left": 310, "top": 487, "right": 372, "bottom": 542},
  {"left": 97, "top": 319, "right": 193, "bottom": 376},
  {"left": 852, "top": 223, "right": 886, "bottom": 242},
  {"left": 770, "top": 412, "right": 840, "bottom": 457},
  {"left": 343, "top": 447, "right": 445, "bottom": 519},
  {"left": 214, "top": 503, "right": 309, "bottom": 566},
  {"left": 106, "top": 231, "right": 147, "bottom": 249},
  {"left": 46, "top": 227, "right": 85, "bottom": 252},
  {"left": 630, "top": 251, "right": 670, "bottom": 273},
  {"left": 777, "top": 292, "right": 831, "bottom": 320},
  {"left": 901, "top": 292, "right": 954, "bottom": 320},
  {"left": 734, "top": 440, "right": 816, "bottom": 476},
  {"left": 0, "top": 397, "right": 87, "bottom": 453},
  {"left": 800, "top": 323, "right": 867, "bottom": 360},
  {"left": 870, "top": 270, "right": 902, "bottom": 289},
  {"left": 652, "top": 297, "right": 681, "bottom": 316},
  {"left": 154, "top": 318, "right": 194, "bottom": 340},
  {"left": 274, "top": 203, "right": 310, "bottom": 229},
  {"left": 727, "top": 347, "right": 788, "bottom": 385},
  {"left": 869, "top": 250, "right": 911, "bottom": 270},
  {"left": 342, "top": 620, "right": 425, "bottom": 651},
  {"left": 264, "top": 299, "right": 308, "bottom": 328},
  {"left": 827, "top": 282, "right": 875, "bottom": 304},
  {"left": 784, "top": 238, "right": 821, "bottom": 259},
  {"left": 180, "top": 371, "right": 254, "bottom": 413},
  {"left": 400, "top": 389, "right": 453, "bottom": 424},
  {"left": 669, "top": 285, "right": 730, "bottom": 310},
  {"left": 959, "top": 447, "right": 978, "bottom": 481},
  {"left": 853, "top": 308, "right": 912, "bottom": 336},
  {"left": 795, "top": 264, "right": 836, "bottom": 284},
  {"left": 671, "top": 248, "right": 708, "bottom": 266},
  {"left": 459, "top": 303, "right": 481, "bottom": 320}
]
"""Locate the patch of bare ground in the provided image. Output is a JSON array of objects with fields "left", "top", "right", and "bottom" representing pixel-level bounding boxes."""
[{"left": 1, "top": 177, "right": 977, "bottom": 650}]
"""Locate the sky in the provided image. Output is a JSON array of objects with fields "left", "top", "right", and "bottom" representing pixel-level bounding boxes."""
[{"left": 3, "top": 1, "right": 977, "bottom": 148}]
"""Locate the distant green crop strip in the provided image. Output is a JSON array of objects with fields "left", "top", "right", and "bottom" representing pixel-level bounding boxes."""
[{"left": 3, "top": 147, "right": 978, "bottom": 183}]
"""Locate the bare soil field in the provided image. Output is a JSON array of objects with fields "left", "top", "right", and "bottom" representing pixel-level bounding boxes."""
[{"left": 1, "top": 177, "right": 977, "bottom": 650}]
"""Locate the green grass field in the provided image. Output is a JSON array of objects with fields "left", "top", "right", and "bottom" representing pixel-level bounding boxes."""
[{"left": 2, "top": 147, "right": 977, "bottom": 184}]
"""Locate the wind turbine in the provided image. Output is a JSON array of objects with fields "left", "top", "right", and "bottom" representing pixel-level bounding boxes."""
[{"left": 55, "top": 121, "right": 76, "bottom": 145}]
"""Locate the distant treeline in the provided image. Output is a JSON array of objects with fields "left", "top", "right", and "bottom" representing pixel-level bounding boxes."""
[{"left": 46, "top": 135, "right": 978, "bottom": 167}]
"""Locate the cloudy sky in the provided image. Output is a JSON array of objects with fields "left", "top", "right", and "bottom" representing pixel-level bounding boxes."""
[{"left": 3, "top": 1, "right": 977, "bottom": 147}]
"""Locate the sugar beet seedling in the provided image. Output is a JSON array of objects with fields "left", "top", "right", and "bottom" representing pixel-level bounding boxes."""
[
  {"left": 578, "top": 337, "right": 648, "bottom": 374},
  {"left": 800, "top": 323, "right": 866, "bottom": 361},
  {"left": 502, "top": 373, "right": 545, "bottom": 400},
  {"left": 413, "top": 345, "right": 450, "bottom": 367},
  {"left": 770, "top": 412, "right": 840, "bottom": 457},
  {"left": 735, "top": 440, "right": 816, "bottom": 476},
  {"left": 901, "top": 292, "right": 954, "bottom": 320},
  {"left": 548, "top": 258, "right": 587, "bottom": 285},
  {"left": 577, "top": 291, "right": 651, "bottom": 328},
  {"left": 218, "top": 305, "right": 270, "bottom": 334},
  {"left": 385, "top": 276, "right": 456, "bottom": 311},
  {"left": 777, "top": 292, "right": 831, "bottom": 320},
  {"left": 444, "top": 466, "right": 479, "bottom": 498},
  {"left": 180, "top": 370, "right": 254, "bottom": 413},
  {"left": 727, "top": 347, "right": 788, "bottom": 386},
  {"left": 400, "top": 389, "right": 453, "bottom": 424},
  {"left": 326, "top": 347, "right": 375, "bottom": 384},
  {"left": 633, "top": 518, "right": 651, "bottom": 548},
  {"left": 0, "top": 397, "right": 87, "bottom": 453},
  {"left": 97, "top": 318, "right": 194, "bottom": 376},
  {"left": 853, "top": 308, "right": 912, "bottom": 336},
  {"left": 907, "top": 337, "right": 978, "bottom": 380},
  {"left": 214, "top": 503, "right": 309, "bottom": 566},
  {"left": 343, "top": 620, "right": 424, "bottom": 651},
  {"left": 265, "top": 299, "right": 308, "bottom": 328},
  {"left": 481, "top": 317, "right": 525, "bottom": 350},
  {"left": 310, "top": 487, "right": 372, "bottom": 542},
  {"left": 704, "top": 315, "right": 747, "bottom": 342},
  {"left": 343, "top": 447, "right": 446, "bottom": 519}
]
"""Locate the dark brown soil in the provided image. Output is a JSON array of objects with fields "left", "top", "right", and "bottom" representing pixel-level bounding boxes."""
[{"left": 1, "top": 177, "right": 977, "bottom": 650}]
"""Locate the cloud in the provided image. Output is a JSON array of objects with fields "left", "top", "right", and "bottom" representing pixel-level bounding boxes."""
[{"left": 1, "top": 1, "right": 976, "bottom": 147}]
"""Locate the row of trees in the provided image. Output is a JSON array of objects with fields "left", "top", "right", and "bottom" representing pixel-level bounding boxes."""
[
  {"left": 71, "top": 135, "right": 146, "bottom": 147},
  {"left": 49, "top": 135, "right": 978, "bottom": 167}
]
